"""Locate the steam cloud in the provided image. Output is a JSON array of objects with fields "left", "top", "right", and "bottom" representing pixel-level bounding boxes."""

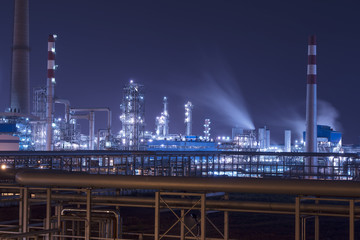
[
  {"left": 196, "top": 70, "right": 255, "bottom": 130},
  {"left": 277, "top": 100, "right": 342, "bottom": 139},
  {"left": 317, "top": 100, "right": 342, "bottom": 131}
]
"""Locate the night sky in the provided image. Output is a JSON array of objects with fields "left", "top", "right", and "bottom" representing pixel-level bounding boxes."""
[{"left": 0, "top": 0, "right": 360, "bottom": 144}]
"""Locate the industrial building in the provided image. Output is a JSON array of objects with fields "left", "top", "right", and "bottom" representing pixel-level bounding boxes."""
[{"left": 0, "top": 0, "right": 347, "bottom": 155}]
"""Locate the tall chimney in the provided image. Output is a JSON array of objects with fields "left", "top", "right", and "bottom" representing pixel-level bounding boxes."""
[
  {"left": 10, "top": 0, "right": 30, "bottom": 114},
  {"left": 305, "top": 35, "right": 317, "bottom": 174},
  {"left": 46, "top": 35, "right": 57, "bottom": 151}
]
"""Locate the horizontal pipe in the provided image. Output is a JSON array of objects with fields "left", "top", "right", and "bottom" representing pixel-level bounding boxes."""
[
  {"left": 33, "top": 194, "right": 360, "bottom": 215},
  {"left": 15, "top": 170, "right": 360, "bottom": 197},
  {"left": 0, "top": 150, "right": 357, "bottom": 158}
]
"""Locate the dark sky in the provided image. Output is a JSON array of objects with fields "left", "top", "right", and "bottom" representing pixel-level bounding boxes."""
[{"left": 1, "top": 0, "right": 360, "bottom": 144}]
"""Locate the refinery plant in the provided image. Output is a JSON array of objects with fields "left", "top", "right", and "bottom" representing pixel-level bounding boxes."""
[{"left": 0, "top": 0, "right": 345, "bottom": 155}]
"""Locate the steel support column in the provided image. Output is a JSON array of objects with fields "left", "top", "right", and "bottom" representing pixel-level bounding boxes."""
[
  {"left": 224, "top": 193, "right": 229, "bottom": 240},
  {"left": 85, "top": 188, "right": 92, "bottom": 240},
  {"left": 45, "top": 188, "right": 51, "bottom": 240},
  {"left": 349, "top": 199, "right": 354, "bottom": 240},
  {"left": 315, "top": 199, "right": 319, "bottom": 240},
  {"left": 22, "top": 187, "right": 29, "bottom": 239},
  {"left": 181, "top": 195, "right": 185, "bottom": 240},
  {"left": 19, "top": 188, "right": 23, "bottom": 232},
  {"left": 155, "top": 191, "right": 160, "bottom": 240},
  {"left": 295, "top": 196, "right": 300, "bottom": 240},
  {"left": 201, "top": 193, "right": 206, "bottom": 240}
]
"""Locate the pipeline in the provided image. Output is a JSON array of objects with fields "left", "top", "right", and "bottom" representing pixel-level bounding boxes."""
[{"left": 15, "top": 170, "right": 360, "bottom": 197}]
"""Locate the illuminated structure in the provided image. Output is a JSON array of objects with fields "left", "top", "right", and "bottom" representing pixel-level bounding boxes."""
[
  {"left": 305, "top": 35, "right": 318, "bottom": 174},
  {"left": 284, "top": 130, "right": 291, "bottom": 152},
  {"left": 46, "top": 34, "right": 56, "bottom": 150},
  {"left": 119, "top": 80, "right": 145, "bottom": 150},
  {"left": 184, "top": 101, "right": 193, "bottom": 136},
  {"left": 204, "top": 119, "right": 211, "bottom": 140},
  {"left": 0, "top": 2, "right": 350, "bottom": 154},
  {"left": 155, "top": 97, "right": 169, "bottom": 137}
]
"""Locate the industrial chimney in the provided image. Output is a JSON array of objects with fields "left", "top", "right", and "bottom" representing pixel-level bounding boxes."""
[
  {"left": 10, "top": 0, "right": 30, "bottom": 114},
  {"left": 46, "top": 34, "right": 57, "bottom": 151},
  {"left": 305, "top": 35, "right": 317, "bottom": 174}
]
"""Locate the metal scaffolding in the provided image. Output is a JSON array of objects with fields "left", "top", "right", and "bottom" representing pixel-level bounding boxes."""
[{"left": 119, "top": 80, "right": 145, "bottom": 150}]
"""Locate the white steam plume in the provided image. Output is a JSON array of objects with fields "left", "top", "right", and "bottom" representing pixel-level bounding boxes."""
[{"left": 197, "top": 71, "right": 254, "bottom": 130}]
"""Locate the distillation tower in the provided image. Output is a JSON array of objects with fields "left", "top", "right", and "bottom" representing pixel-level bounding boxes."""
[
  {"left": 119, "top": 80, "right": 145, "bottom": 150},
  {"left": 184, "top": 102, "right": 193, "bottom": 136},
  {"left": 155, "top": 97, "right": 169, "bottom": 137}
]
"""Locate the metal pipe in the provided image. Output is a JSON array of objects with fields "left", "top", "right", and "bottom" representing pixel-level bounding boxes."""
[
  {"left": 54, "top": 99, "right": 70, "bottom": 123},
  {"left": 295, "top": 196, "right": 300, "bottom": 240},
  {"left": 10, "top": 0, "right": 30, "bottom": 114},
  {"left": 315, "top": 199, "right": 319, "bottom": 240},
  {"left": 85, "top": 189, "right": 91, "bottom": 240},
  {"left": 350, "top": 199, "right": 354, "bottom": 240},
  {"left": 201, "top": 194, "right": 206, "bottom": 240},
  {"left": 45, "top": 188, "right": 51, "bottom": 240},
  {"left": 16, "top": 171, "right": 360, "bottom": 197},
  {"left": 33, "top": 193, "right": 360, "bottom": 215},
  {"left": 22, "top": 187, "right": 28, "bottom": 235},
  {"left": 224, "top": 194, "right": 229, "bottom": 240},
  {"left": 155, "top": 191, "right": 160, "bottom": 240},
  {"left": 70, "top": 108, "right": 111, "bottom": 133},
  {"left": 71, "top": 108, "right": 112, "bottom": 147}
]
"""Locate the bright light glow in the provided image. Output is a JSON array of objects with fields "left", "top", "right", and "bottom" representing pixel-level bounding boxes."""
[{"left": 1, "top": 164, "right": 6, "bottom": 170}]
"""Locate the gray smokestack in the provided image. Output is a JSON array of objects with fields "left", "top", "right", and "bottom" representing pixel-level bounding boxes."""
[{"left": 10, "top": 0, "right": 30, "bottom": 114}]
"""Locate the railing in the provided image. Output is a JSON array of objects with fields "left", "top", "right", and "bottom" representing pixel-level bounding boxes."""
[{"left": 0, "top": 150, "right": 359, "bottom": 180}]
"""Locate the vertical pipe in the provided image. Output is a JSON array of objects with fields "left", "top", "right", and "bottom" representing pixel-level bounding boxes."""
[
  {"left": 155, "top": 191, "right": 160, "bottom": 240},
  {"left": 46, "top": 34, "right": 56, "bottom": 151},
  {"left": 85, "top": 188, "right": 91, "bottom": 240},
  {"left": 305, "top": 35, "right": 318, "bottom": 176},
  {"left": 185, "top": 102, "right": 193, "bottom": 136},
  {"left": 180, "top": 195, "right": 185, "bottom": 240},
  {"left": 46, "top": 188, "right": 51, "bottom": 240},
  {"left": 201, "top": 193, "right": 206, "bottom": 240},
  {"left": 22, "top": 187, "right": 28, "bottom": 236},
  {"left": 19, "top": 188, "right": 23, "bottom": 232},
  {"left": 10, "top": 0, "right": 30, "bottom": 114},
  {"left": 89, "top": 111, "right": 95, "bottom": 150},
  {"left": 224, "top": 193, "right": 229, "bottom": 240},
  {"left": 295, "top": 196, "right": 300, "bottom": 240},
  {"left": 349, "top": 199, "right": 354, "bottom": 240},
  {"left": 315, "top": 199, "right": 319, "bottom": 240},
  {"left": 163, "top": 96, "right": 169, "bottom": 136}
]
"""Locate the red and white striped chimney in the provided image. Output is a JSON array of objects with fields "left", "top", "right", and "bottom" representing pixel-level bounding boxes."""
[
  {"left": 46, "top": 34, "right": 57, "bottom": 151},
  {"left": 305, "top": 35, "right": 317, "bottom": 174}
]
